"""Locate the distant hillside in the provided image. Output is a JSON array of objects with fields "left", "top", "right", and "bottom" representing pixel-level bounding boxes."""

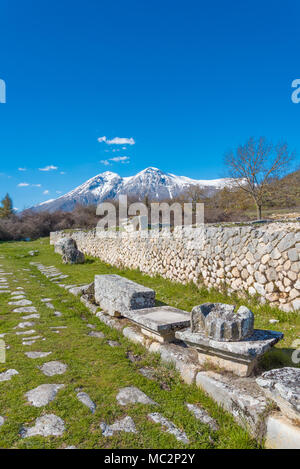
[{"left": 265, "top": 169, "right": 300, "bottom": 208}]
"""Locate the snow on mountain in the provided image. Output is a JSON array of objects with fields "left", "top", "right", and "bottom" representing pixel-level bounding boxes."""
[{"left": 31, "top": 167, "right": 234, "bottom": 213}]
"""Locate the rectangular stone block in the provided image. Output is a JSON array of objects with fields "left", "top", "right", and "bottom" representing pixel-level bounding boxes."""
[
  {"left": 176, "top": 328, "right": 283, "bottom": 377},
  {"left": 122, "top": 306, "right": 190, "bottom": 342},
  {"left": 94, "top": 274, "right": 155, "bottom": 317}
]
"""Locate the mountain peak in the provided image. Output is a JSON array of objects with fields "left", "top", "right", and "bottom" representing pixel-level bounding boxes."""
[{"left": 32, "top": 167, "right": 233, "bottom": 213}]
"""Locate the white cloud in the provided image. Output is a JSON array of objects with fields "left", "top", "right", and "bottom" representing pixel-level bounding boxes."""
[
  {"left": 18, "top": 182, "right": 42, "bottom": 188},
  {"left": 60, "top": 171, "right": 65, "bottom": 175},
  {"left": 97, "top": 136, "right": 107, "bottom": 143},
  {"left": 43, "top": 190, "right": 50, "bottom": 195},
  {"left": 110, "top": 156, "right": 130, "bottom": 163},
  {"left": 39, "top": 165, "right": 58, "bottom": 171},
  {"left": 100, "top": 155, "right": 130, "bottom": 166},
  {"left": 18, "top": 167, "right": 27, "bottom": 171},
  {"left": 97, "top": 136, "right": 135, "bottom": 145},
  {"left": 56, "top": 190, "right": 62, "bottom": 194}
]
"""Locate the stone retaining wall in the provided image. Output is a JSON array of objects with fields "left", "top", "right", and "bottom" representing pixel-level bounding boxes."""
[{"left": 50, "top": 222, "right": 300, "bottom": 312}]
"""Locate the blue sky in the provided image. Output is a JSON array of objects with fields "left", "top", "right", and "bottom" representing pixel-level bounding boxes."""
[{"left": 0, "top": 0, "right": 300, "bottom": 210}]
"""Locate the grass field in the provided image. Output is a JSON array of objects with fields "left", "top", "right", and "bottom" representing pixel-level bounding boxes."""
[{"left": 0, "top": 237, "right": 299, "bottom": 449}]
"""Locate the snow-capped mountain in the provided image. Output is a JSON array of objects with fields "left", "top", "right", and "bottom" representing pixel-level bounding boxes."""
[{"left": 32, "top": 167, "right": 233, "bottom": 213}]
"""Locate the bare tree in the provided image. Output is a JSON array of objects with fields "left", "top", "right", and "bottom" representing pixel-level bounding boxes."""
[{"left": 224, "top": 137, "right": 294, "bottom": 219}]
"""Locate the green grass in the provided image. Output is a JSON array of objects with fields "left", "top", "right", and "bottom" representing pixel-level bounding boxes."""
[{"left": 1, "top": 237, "right": 298, "bottom": 449}]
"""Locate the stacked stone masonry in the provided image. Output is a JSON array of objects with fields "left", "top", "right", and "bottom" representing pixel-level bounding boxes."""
[{"left": 50, "top": 222, "right": 300, "bottom": 312}]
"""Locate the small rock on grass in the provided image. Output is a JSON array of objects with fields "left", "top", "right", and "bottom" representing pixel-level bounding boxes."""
[
  {"left": 88, "top": 331, "right": 105, "bottom": 339},
  {"left": 100, "top": 416, "right": 137, "bottom": 437},
  {"left": 107, "top": 340, "right": 120, "bottom": 347},
  {"left": 76, "top": 392, "right": 96, "bottom": 413},
  {"left": 0, "top": 369, "right": 19, "bottom": 382},
  {"left": 25, "top": 351, "right": 52, "bottom": 359},
  {"left": 8, "top": 299, "right": 32, "bottom": 306},
  {"left": 21, "top": 314, "right": 40, "bottom": 320},
  {"left": 148, "top": 413, "right": 189, "bottom": 444},
  {"left": 25, "top": 384, "right": 65, "bottom": 407},
  {"left": 13, "top": 307, "right": 37, "bottom": 314},
  {"left": 16, "top": 329, "right": 36, "bottom": 336},
  {"left": 40, "top": 361, "right": 68, "bottom": 376},
  {"left": 0, "top": 416, "right": 4, "bottom": 426},
  {"left": 15, "top": 321, "right": 35, "bottom": 329},
  {"left": 185, "top": 403, "right": 219, "bottom": 431},
  {"left": 116, "top": 387, "right": 157, "bottom": 406},
  {"left": 20, "top": 414, "right": 65, "bottom": 438},
  {"left": 139, "top": 367, "right": 156, "bottom": 381}
]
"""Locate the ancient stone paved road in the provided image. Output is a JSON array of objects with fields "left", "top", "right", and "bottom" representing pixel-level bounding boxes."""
[{"left": 0, "top": 257, "right": 243, "bottom": 449}]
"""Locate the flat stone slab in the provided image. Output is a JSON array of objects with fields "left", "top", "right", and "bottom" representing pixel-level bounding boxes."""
[
  {"left": 21, "top": 314, "right": 40, "bottom": 320},
  {"left": 76, "top": 392, "right": 96, "bottom": 413},
  {"left": 25, "top": 384, "right": 65, "bottom": 407},
  {"left": 148, "top": 413, "right": 189, "bottom": 444},
  {"left": 8, "top": 299, "right": 32, "bottom": 306},
  {"left": 196, "top": 370, "right": 268, "bottom": 438},
  {"left": 23, "top": 339, "right": 41, "bottom": 346},
  {"left": 39, "top": 361, "right": 68, "bottom": 376},
  {"left": 176, "top": 328, "right": 283, "bottom": 376},
  {"left": 100, "top": 416, "right": 137, "bottom": 436},
  {"left": 13, "top": 307, "right": 37, "bottom": 314},
  {"left": 10, "top": 295, "right": 26, "bottom": 300},
  {"left": 185, "top": 403, "right": 219, "bottom": 431},
  {"left": 0, "top": 369, "right": 19, "bottom": 382},
  {"left": 15, "top": 322, "right": 35, "bottom": 329},
  {"left": 22, "top": 335, "right": 43, "bottom": 341},
  {"left": 88, "top": 331, "right": 105, "bottom": 339},
  {"left": 25, "top": 351, "right": 52, "bottom": 359},
  {"left": 94, "top": 274, "right": 155, "bottom": 317},
  {"left": 20, "top": 414, "right": 65, "bottom": 438},
  {"left": 16, "top": 329, "right": 36, "bottom": 336},
  {"left": 122, "top": 306, "right": 190, "bottom": 343},
  {"left": 116, "top": 386, "right": 157, "bottom": 406},
  {"left": 256, "top": 367, "right": 300, "bottom": 422}
]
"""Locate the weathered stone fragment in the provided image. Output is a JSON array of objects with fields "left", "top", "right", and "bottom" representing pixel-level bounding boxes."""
[
  {"left": 185, "top": 403, "right": 219, "bottom": 431},
  {"left": 100, "top": 416, "right": 137, "bottom": 436},
  {"left": 256, "top": 367, "right": 300, "bottom": 422},
  {"left": 20, "top": 414, "right": 65, "bottom": 438},
  {"left": 148, "top": 413, "right": 189, "bottom": 444},
  {"left": 116, "top": 387, "right": 157, "bottom": 406},
  {"left": 191, "top": 303, "right": 254, "bottom": 342},
  {"left": 25, "top": 384, "right": 64, "bottom": 407},
  {"left": 76, "top": 392, "right": 96, "bottom": 413},
  {"left": 40, "top": 361, "right": 68, "bottom": 376},
  {"left": 94, "top": 274, "right": 155, "bottom": 317}
]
